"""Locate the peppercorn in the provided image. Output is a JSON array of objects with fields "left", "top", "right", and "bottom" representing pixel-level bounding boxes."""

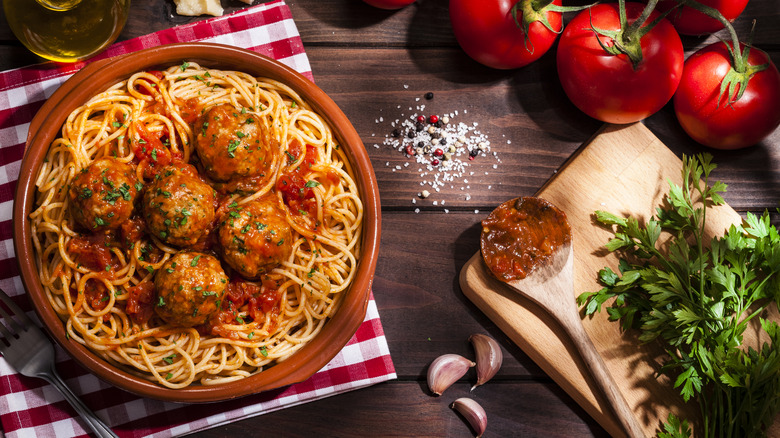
[
  {"left": 392, "top": 129, "right": 400, "bottom": 138},
  {"left": 416, "top": 122, "right": 424, "bottom": 132},
  {"left": 417, "top": 115, "right": 426, "bottom": 123},
  {"left": 429, "top": 115, "right": 439, "bottom": 124},
  {"left": 424, "top": 92, "right": 434, "bottom": 100}
]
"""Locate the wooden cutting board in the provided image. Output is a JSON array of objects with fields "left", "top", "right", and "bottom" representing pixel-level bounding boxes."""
[{"left": 459, "top": 122, "right": 779, "bottom": 437}]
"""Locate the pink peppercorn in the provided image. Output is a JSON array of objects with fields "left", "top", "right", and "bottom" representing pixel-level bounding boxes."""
[
  {"left": 416, "top": 115, "right": 426, "bottom": 123},
  {"left": 429, "top": 115, "right": 439, "bottom": 124},
  {"left": 431, "top": 159, "right": 440, "bottom": 165},
  {"left": 433, "top": 148, "right": 444, "bottom": 157}
]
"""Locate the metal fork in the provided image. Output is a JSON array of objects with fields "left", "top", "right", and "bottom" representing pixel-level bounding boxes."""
[{"left": 0, "top": 288, "right": 118, "bottom": 438}]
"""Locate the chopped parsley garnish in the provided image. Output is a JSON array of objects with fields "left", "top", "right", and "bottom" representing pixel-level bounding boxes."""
[
  {"left": 285, "top": 151, "right": 297, "bottom": 165},
  {"left": 78, "top": 187, "right": 93, "bottom": 200},
  {"left": 227, "top": 140, "right": 241, "bottom": 158}
]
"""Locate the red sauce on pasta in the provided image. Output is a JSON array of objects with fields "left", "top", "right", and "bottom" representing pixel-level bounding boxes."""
[{"left": 480, "top": 197, "right": 571, "bottom": 282}]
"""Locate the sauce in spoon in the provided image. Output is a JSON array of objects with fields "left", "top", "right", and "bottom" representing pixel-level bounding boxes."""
[{"left": 481, "top": 197, "right": 571, "bottom": 281}]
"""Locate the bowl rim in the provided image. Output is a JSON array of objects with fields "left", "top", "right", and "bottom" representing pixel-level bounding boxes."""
[{"left": 12, "top": 42, "right": 381, "bottom": 403}]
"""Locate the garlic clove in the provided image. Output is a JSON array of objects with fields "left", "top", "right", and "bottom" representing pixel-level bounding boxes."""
[
  {"left": 427, "top": 353, "right": 475, "bottom": 396},
  {"left": 451, "top": 397, "right": 487, "bottom": 438},
  {"left": 469, "top": 333, "right": 503, "bottom": 390}
]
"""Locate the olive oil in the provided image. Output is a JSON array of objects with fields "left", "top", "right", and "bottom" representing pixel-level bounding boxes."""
[{"left": 3, "top": 0, "right": 129, "bottom": 63}]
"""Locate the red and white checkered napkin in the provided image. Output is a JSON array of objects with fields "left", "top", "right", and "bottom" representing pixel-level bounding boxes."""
[{"left": 0, "top": 2, "right": 396, "bottom": 437}]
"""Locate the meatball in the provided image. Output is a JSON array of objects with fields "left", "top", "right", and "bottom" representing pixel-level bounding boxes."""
[
  {"left": 194, "top": 104, "right": 276, "bottom": 189},
  {"left": 154, "top": 252, "right": 228, "bottom": 327},
  {"left": 143, "top": 164, "right": 216, "bottom": 247},
  {"left": 218, "top": 196, "right": 293, "bottom": 279},
  {"left": 69, "top": 157, "right": 139, "bottom": 231}
]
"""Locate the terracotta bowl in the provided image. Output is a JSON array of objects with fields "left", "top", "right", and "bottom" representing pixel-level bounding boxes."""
[{"left": 12, "top": 43, "right": 381, "bottom": 403}]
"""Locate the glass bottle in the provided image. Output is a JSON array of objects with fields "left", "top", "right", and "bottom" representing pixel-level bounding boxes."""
[{"left": 3, "top": 0, "right": 130, "bottom": 63}]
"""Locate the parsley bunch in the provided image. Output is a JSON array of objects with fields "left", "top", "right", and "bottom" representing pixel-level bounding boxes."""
[{"left": 577, "top": 154, "right": 780, "bottom": 438}]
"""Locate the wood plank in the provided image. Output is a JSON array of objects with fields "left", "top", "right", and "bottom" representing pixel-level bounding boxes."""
[
  {"left": 196, "top": 380, "right": 609, "bottom": 437},
  {"left": 2, "top": 0, "right": 780, "bottom": 50},
  {"left": 302, "top": 46, "right": 780, "bottom": 211},
  {"left": 373, "top": 209, "right": 539, "bottom": 377},
  {"left": 5, "top": 0, "right": 779, "bottom": 47},
  {"left": 2, "top": 4, "right": 779, "bottom": 210}
]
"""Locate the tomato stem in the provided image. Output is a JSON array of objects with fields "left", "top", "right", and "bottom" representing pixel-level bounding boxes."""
[
  {"left": 513, "top": 0, "right": 594, "bottom": 53},
  {"left": 674, "top": 0, "right": 744, "bottom": 72},
  {"left": 528, "top": 0, "right": 553, "bottom": 10},
  {"left": 588, "top": 0, "right": 662, "bottom": 69},
  {"left": 716, "top": 22, "right": 770, "bottom": 108}
]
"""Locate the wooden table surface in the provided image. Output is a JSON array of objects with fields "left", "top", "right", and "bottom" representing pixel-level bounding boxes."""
[{"left": 2, "top": 0, "right": 779, "bottom": 437}]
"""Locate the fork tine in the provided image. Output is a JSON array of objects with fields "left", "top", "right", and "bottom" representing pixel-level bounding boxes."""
[
  {"left": 0, "top": 288, "right": 30, "bottom": 334},
  {"left": 0, "top": 306, "right": 18, "bottom": 345},
  {"left": 0, "top": 288, "right": 28, "bottom": 318}
]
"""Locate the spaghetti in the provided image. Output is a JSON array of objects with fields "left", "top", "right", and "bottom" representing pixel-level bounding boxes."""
[{"left": 30, "top": 62, "right": 364, "bottom": 388}]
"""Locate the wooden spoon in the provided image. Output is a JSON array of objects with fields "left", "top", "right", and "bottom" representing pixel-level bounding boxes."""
[{"left": 479, "top": 197, "right": 645, "bottom": 438}]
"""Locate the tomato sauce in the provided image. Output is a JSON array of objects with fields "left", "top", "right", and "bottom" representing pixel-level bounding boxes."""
[
  {"left": 126, "top": 281, "right": 155, "bottom": 325},
  {"left": 67, "top": 233, "right": 116, "bottom": 272},
  {"left": 179, "top": 97, "right": 201, "bottom": 125},
  {"left": 208, "top": 278, "right": 282, "bottom": 339},
  {"left": 480, "top": 197, "right": 571, "bottom": 282},
  {"left": 119, "top": 216, "right": 146, "bottom": 250},
  {"left": 83, "top": 279, "right": 110, "bottom": 312},
  {"left": 132, "top": 121, "right": 182, "bottom": 178},
  {"left": 277, "top": 141, "right": 320, "bottom": 231}
]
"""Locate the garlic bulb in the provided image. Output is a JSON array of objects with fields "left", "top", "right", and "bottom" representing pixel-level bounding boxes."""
[
  {"left": 451, "top": 397, "right": 487, "bottom": 437},
  {"left": 427, "top": 353, "right": 475, "bottom": 396},
  {"left": 469, "top": 333, "right": 503, "bottom": 390}
]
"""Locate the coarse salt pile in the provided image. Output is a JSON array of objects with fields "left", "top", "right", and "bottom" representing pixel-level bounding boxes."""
[{"left": 373, "top": 92, "right": 501, "bottom": 206}]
